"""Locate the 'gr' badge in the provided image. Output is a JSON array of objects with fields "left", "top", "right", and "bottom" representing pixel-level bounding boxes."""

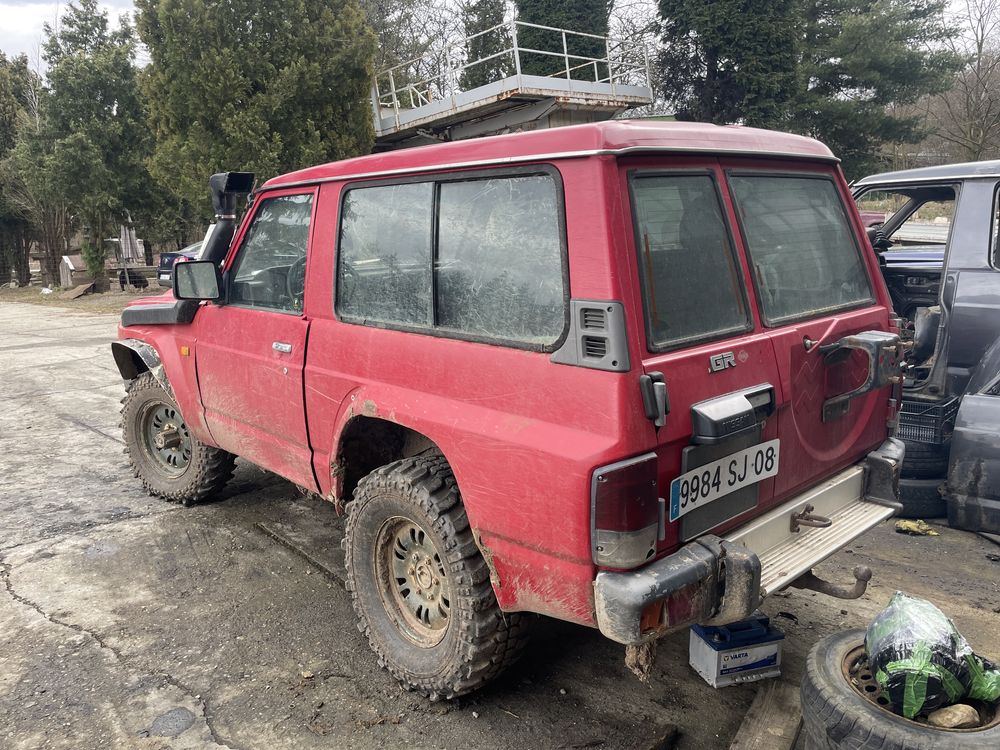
[{"left": 709, "top": 351, "right": 736, "bottom": 373}]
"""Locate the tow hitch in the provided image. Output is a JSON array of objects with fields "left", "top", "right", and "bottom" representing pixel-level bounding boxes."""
[{"left": 791, "top": 565, "right": 872, "bottom": 600}]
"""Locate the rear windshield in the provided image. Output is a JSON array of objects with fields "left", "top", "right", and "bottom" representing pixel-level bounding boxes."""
[
  {"left": 728, "top": 175, "right": 873, "bottom": 325},
  {"left": 630, "top": 174, "right": 751, "bottom": 349}
]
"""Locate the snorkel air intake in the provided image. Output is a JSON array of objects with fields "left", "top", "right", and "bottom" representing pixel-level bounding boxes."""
[{"left": 200, "top": 171, "right": 255, "bottom": 265}]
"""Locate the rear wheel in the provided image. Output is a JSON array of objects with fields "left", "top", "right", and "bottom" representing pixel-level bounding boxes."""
[
  {"left": 801, "top": 629, "right": 1000, "bottom": 749},
  {"left": 344, "top": 455, "right": 530, "bottom": 700},
  {"left": 121, "top": 372, "right": 235, "bottom": 504}
]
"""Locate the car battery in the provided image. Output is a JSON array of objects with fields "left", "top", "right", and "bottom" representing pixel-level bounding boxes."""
[{"left": 689, "top": 613, "right": 784, "bottom": 687}]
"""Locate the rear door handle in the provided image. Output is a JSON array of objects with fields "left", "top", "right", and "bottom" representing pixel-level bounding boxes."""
[{"left": 272, "top": 341, "right": 293, "bottom": 353}]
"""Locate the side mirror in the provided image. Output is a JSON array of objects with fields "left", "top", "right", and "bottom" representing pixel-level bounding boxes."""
[{"left": 173, "top": 260, "right": 223, "bottom": 301}]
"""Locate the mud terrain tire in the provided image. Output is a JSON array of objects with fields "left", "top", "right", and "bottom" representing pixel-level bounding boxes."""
[
  {"left": 121, "top": 372, "right": 235, "bottom": 504},
  {"left": 801, "top": 629, "right": 1000, "bottom": 749},
  {"left": 344, "top": 455, "right": 530, "bottom": 700}
]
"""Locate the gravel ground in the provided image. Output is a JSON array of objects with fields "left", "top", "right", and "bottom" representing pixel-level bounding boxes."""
[{"left": 1, "top": 300, "right": 998, "bottom": 750}]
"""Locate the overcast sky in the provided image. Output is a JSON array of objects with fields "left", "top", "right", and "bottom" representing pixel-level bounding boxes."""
[{"left": 1, "top": 1, "right": 134, "bottom": 64}]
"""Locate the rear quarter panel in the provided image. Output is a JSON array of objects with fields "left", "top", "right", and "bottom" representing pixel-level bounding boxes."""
[{"left": 302, "top": 161, "right": 655, "bottom": 625}]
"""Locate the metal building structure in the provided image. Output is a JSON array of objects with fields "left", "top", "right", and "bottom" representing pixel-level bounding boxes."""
[{"left": 371, "top": 22, "right": 653, "bottom": 149}]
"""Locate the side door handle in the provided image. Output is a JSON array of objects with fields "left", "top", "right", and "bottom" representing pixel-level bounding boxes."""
[{"left": 272, "top": 341, "right": 293, "bottom": 353}]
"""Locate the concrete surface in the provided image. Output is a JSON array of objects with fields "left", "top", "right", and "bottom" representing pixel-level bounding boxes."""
[{"left": 1, "top": 301, "right": 998, "bottom": 750}]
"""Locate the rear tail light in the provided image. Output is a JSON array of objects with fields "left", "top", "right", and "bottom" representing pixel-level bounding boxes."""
[
  {"left": 173, "top": 256, "right": 188, "bottom": 265},
  {"left": 591, "top": 452, "right": 660, "bottom": 569}
]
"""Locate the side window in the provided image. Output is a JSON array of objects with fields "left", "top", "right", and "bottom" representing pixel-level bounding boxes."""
[
  {"left": 336, "top": 172, "right": 567, "bottom": 347},
  {"left": 437, "top": 176, "right": 564, "bottom": 342},
  {"left": 729, "top": 175, "right": 873, "bottom": 325},
  {"left": 854, "top": 189, "right": 909, "bottom": 228},
  {"left": 895, "top": 198, "right": 954, "bottom": 245},
  {"left": 853, "top": 186, "right": 955, "bottom": 247},
  {"left": 337, "top": 183, "right": 433, "bottom": 325},
  {"left": 229, "top": 194, "right": 313, "bottom": 313},
  {"left": 630, "top": 173, "right": 750, "bottom": 348}
]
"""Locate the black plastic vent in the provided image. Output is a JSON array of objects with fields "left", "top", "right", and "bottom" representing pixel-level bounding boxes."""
[
  {"left": 581, "top": 308, "right": 607, "bottom": 330},
  {"left": 550, "top": 299, "right": 629, "bottom": 372},
  {"left": 583, "top": 336, "right": 608, "bottom": 359}
]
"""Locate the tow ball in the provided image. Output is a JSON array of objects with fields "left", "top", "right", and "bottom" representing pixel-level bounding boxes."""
[{"left": 790, "top": 565, "right": 873, "bottom": 600}]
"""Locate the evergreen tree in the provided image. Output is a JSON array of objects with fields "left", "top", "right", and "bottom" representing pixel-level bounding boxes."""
[
  {"left": 41, "top": 0, "right": 149, "bottom": 286},
  {"left": 655, "top": 0, "right": 961, "bottom": 177},
  {"left": 656, "top": 0, "right": 799, "bottom": 128},
  {"left": 460, "top": 0, "right": 511, "bottom": 89},
  {"left": 514, "top": 0, "right": 610, "bottom": 80},
  {"left": 0, "top": 53, "right": 34, "bottom": 286},
  {"left": 136, "top": 0, "right": 376, "bottom": 218},
  {"left": 791, "top": 0, "right": 962, "bottom": 177}
]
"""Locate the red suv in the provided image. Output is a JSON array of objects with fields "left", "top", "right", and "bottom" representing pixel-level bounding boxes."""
[{"left": 112, "top": 121, "right": 904, "bottom": 699}]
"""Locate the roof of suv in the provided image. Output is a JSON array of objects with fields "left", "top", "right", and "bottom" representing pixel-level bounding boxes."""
[
  {"left": 262, "top": 120, "right": 836, "bottom": 191},
  {"left": 855, "top": 159, "right": 1000, "bottom": 186}
]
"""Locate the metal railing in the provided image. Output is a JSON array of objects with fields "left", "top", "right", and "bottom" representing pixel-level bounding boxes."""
[{"left": 372, "top": 21, "right": 652, "bottom": 127}]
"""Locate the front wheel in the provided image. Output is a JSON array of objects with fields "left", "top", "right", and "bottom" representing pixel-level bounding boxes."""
[
  {"left": 344, "top": 455, "right": 530, "bottom": 700},
  {"left": 121, "top": 372, "right": 235, "bottom": 504}
]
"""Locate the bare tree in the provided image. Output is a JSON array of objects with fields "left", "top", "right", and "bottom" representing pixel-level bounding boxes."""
[{"left": 926, "top": 0, "right": 1000, "bottom": 162}]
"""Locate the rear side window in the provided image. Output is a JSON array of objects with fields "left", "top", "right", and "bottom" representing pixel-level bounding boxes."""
[
  {"left": 437, "top": 176, "right": 563, "bottom": 341},
  {"left": 630, "top": 173, "right": 750, "bottom": 349},
  {"left": 338, "top": 183, "right": 433, "bottom": 325},
  {"left": 337, "top": 172, "right": 566, "bottom": 347},
  {"left": 729, "top": 175, "right": 873, "bottom": 325}
]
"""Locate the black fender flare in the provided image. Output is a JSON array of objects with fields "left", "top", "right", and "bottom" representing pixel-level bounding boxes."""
[{"left": 111, "top": 339, "right": 174, "bottom": 400}]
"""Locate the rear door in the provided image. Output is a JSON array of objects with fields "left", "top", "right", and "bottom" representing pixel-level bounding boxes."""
[
  {"left": 622, "top": 158, "right": 892, "bottom": 550},
  {"left": 721, "top": 163, "right": 891, "bottom": 502},
  {"left": 621, "top": 158, "right": 783, "bottom": 549}
]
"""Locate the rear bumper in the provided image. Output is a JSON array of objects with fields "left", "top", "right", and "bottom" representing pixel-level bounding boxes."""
[{"left": 593, "top": 438, "right": 903, "bottom": 645}]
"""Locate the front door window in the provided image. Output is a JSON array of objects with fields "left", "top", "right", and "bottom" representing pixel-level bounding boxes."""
[{"left": 229, "top": 194, "right": 313, "bottom": 313}]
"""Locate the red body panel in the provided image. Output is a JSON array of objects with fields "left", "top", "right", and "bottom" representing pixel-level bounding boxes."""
[{"left": 118, "top": 121, "right": 894, "bottom": 629}]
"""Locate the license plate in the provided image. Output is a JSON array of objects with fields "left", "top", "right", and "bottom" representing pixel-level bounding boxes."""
[
  {"left": 670, "top": 439, "right": 780, "bottom": 522},
  {"left": 158, "top": 273, "right": 171, "bottom": 281}
]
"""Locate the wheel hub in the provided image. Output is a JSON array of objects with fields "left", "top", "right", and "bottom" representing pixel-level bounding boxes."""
[
  {"left": 154, "top": 425, "right": 182, "bottom": 450},
  {"left": 375, "top": 518, "right": 451, "bottom": 647},
  {"left": 140, "top": 402, "right": 192, "bottom": 476}
]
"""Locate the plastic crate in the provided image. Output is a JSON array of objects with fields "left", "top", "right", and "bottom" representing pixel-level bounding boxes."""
[{"left": 897, "top": 397, "right": 959, "bottom": 444}]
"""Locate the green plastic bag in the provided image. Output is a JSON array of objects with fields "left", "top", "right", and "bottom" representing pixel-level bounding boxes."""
[{"left": 865, "top": 592, "right": 1000, "bottom": 719}]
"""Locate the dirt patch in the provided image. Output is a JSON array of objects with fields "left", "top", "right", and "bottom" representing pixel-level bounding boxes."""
[{"left": 0, "top": 285, "right": 164, "bottom": 315}]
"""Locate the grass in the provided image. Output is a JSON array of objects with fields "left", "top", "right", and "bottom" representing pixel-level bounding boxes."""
[{"left": 0, "top": 284, "right": 166, "bottom": 315}]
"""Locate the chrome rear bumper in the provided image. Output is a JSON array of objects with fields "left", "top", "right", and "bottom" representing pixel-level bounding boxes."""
[{"left": 593, "top": 439, "right": 903, "bottom": 645}]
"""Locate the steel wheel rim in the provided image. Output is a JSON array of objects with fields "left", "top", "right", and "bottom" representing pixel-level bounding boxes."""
[
  {"left": 842, "top": 645, "right": 1000, "bottom": 731},
  {"left": 139, "top": 400, "right": 192, "bottom": 477},
  {"left": 374, "top": 516, "right": 451, "bottom": 647}
]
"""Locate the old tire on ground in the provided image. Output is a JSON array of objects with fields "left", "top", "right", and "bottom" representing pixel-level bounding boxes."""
[
  {"left": 898, "top": 477, "right": 947, "bottom": 519},
  {"left": 900, "top": 439, "right": 950, "bottom": 479},
  {"left": 801, "top": 629, "right": 1000, "bottom": 749},
  {"left": 344, "top": 455, "right": 530, "bottom": 700},
  {"left": 121, "top": 372, "right": 235, "bottom": 504}
]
